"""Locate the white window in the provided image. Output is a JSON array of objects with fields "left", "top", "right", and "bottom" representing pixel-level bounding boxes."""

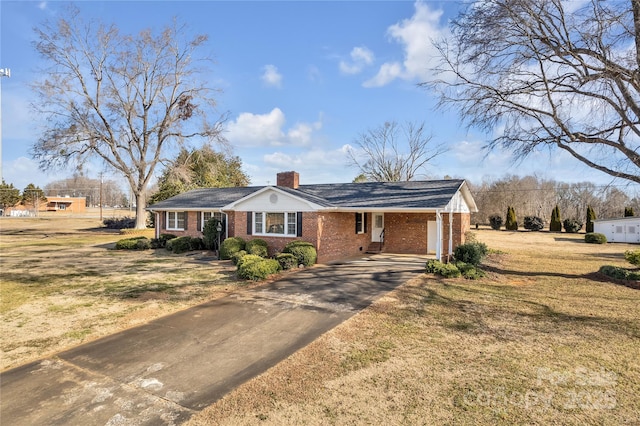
[
  {"left": 355, "top": 212, "right": 365, "bottom": 234},
  {"left": 254, "top": 212, "right": 297, "bottom": 236},
  {"left": 201, "top": 211, "right": 224, "bottom": 231},
  {"left": 167, "top": 211, "right": 186, "bottom": 230}
]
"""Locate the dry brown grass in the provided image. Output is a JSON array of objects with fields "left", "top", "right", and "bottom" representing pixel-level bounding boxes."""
[
  {"left": 187, "top": 229, "right": 640, "bottom": 425},
  {"left": 0, "top": 217, "right": 245, "bottom": 371}
]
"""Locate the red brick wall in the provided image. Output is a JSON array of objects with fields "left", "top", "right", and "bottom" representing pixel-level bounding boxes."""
[
  {"left": 315, "top": 212, "right": 372, "bottom": 263},
  {"left": 154, "top": 209, "right": 471, "bottom": 263}
]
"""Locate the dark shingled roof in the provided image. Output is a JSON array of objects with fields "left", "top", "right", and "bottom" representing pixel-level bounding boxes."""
[{"left": 147, "top": 179, "right": 467, "bottom": 210}]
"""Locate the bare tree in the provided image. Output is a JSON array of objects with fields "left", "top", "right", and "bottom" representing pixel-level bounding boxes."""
[
  {"left": 425, "top": 0, "right": 640, "bottom": 184},
  {"left": 31, "top": 8, "right": 225, "bottom": 228},
  {"left": 347, "top": 121, "right": 446, "bottom": 182}
]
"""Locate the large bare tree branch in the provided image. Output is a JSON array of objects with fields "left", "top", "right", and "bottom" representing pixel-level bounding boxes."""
[
  {"left": 424, "top": 0, "right": 640, "bottom": 184},
  {"left": 347, "top": 121, "right": 447, "bottom": 182},
  {"left": 30, "top": 8, "right": 225, "bottom": 228}
]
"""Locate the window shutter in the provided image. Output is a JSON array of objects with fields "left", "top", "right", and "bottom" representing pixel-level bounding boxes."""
[
  {"left": 355, "top": 213, "right": 359, "bottom": 234},
  {"left": 163, "top": 212, "right": 167, "bottom": 230},
  {"left": 184, "top": 212, "right": 188, "bottom": 230},
  {"left": 364, "top": 213, "right": 368, "bottom": 233},
  {"left": 297, "top": 212, "right": 303, "bottom": 237},
  {"left": 247, "top": 212, "right": 253, "bottom": 235},
  {"left": 197, "top": 212, "right": 202, "bottom": 232}
]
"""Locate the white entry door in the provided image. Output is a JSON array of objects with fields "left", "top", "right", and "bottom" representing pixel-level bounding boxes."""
[
  {"left": 372, "top": 213, "right": 384, "bottom": 242},
  {"left": 427, "top": 220, "right": 437, "bottom": 254}
]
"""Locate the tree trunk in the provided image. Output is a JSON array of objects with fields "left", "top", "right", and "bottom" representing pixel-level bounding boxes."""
[{"left": 134, "top": 191, "right": 147, "bottom": 229}]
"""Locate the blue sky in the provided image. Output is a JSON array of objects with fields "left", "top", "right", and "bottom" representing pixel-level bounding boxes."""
[{"left": 0, "top": 0, "right": 634, "bottom": 192}]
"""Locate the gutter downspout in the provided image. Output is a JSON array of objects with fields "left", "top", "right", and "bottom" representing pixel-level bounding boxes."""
[
  {"left": 449, "top": 210, "right": 454, "bottom": 260},
  {"left": 435, "top": 210, "right": 442, "bottom": 262}
]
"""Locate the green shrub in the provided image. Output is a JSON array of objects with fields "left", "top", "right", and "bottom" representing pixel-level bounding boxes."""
[
  {"left": 585, "top": 233, "right": 607, "bottom": 244},
  {"left": 115, "top": 236, "right": 150, "bottom": 250},
  {"left": 203, "top": 219, "right": 222, "bottom": 250},
  {"left": 624, "top": 249, "right": 640, "bottom": 267},
  {"left": 550, "top": 205, "right": 562, "bottom": 232},
  {"left": 563, "top": 218, "right": 583, "bottom": 233},
  {"left": 454, "top": 242, "right": 488, "bottom": 266},
  {"left": 456, "top": 261, "right": 486, "bottom": 280},
  {"left": 246, "top": 239, "right": 268, "bottom": 257},
  {"left": 150, "top": 234, "right": 177, "bottom": 249},
  {"left": 237, "top": 258, "right": 281, "bottom": 281},
  {"left": 236, "top": 254, "right": 262, "bottom": 268},
  {"left": 275, "top": 253, "right": 298, "bottom": 270},
  {"left": 489, "top": 215, "right": 503, "bottom": 230},
  {"left": 220, "top": 237, "right": 246, "bottom": 260},
  {"left": 505, "top": 206, "right": 518, "bottom": 231},
  {"left": 103, "top": 216, "right": 136, "bottom": 229},
  {"left": 599, "top": 265, "right": 640, "bottom": 281},
  {"left": 166, "top": 236, "right": 190, "bottom": 254},
  {"left": 524, "top": 216, "right": 544, "bottom": 231},
  {"left": 189, "top": 237, "right": 205, "bottom": 250},
  {"left": 586, "top": 206, "right": 596, "bottom": 233},
  {"left": 625, "top": 207, "right": 635, "bottom": 217},
  {"left": 283, "top": 241, "right": 317, "bottom": 267},
  {"left": 231, "top": 250, "right": 248, "bottom": 265},
  {"left": 425, "top": 260, "right": 461, "bottom": 278}
]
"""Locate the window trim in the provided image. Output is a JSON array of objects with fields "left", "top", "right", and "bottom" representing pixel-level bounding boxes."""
[
  {"left": 166, "top": 211, "right": 186, "bottom": 231},
  {"left": 200, "top": 211, "right": 224, "bottom": 232},
  {"left": 253, "top": 211, "right": 297, "bottom": 237},
  {"left": 355, "top": 212, "right": 365, "bottom": 234}
]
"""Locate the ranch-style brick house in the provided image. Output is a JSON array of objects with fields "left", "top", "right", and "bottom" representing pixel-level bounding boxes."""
[{"left": 147, "top": 171, "right": 478, "bottom": 264}]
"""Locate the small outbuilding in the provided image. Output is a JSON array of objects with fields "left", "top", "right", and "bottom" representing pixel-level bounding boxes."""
[{"left": 593, "top": 217, "right": 640, "bottom": 243}]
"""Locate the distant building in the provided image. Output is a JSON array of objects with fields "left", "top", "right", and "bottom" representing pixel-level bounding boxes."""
[
  {"left": 43, "top": 196, "right": 86, "bottom": 214},
  {"left": 594, "top": 217, "right": 640, "bottom": 243}
]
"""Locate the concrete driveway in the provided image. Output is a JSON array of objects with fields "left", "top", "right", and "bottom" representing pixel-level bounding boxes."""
[{"left": 0, "top": 255, "right": 425, "bottom": 425}]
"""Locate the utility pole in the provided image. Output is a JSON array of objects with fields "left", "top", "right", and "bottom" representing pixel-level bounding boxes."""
[{"left": 0, "top": 68, "right": 11, "bottom": 183}]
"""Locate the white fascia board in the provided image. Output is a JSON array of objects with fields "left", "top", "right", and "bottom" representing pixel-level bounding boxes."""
[
  {"left": 146, "top": 207, "right": 223, "bottom": 212},
  {"left": 222, "top": 186, "right": 325, "bottom": 211},
  {"left": 322, "top": 207, "right": 440, "bottom": 213}
]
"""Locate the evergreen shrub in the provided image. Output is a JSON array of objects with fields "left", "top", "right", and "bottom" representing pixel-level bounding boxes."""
[
  {"left": 115, "top": 236, "right": 150, "bottom": 250},
  {"left": 563, "top": 218, "right": 583, "bottom": 233},
  {"left": 231, "top": 250, "right": 248, "bottom": 265},
  {"left": 283, "top": 241, "right": 317, "bottom": 267},
  {"left": 246, "top": 239, "right": 269, "bottom": 257},
  {"left": 586, "top": 206, "right": 596, "bottom": 233},
  {"left": 454, "top": 242, "right": 488, "bottom": 266},
  {"left": 585, "top": 233, "right": 607, "bottom": 244},
  {"left": 550, "top": 205, "right": 562, "bottom": 232},
  {"left": 220, "top": 237, "right": 246, "bottom": 260},
  {"left": 505, "top": 206, "right": 518, "bottom": 231},
  {"left": 237, "top": 257, "right": 281, "bottom": 281},
  {"left": 275, "top": 253, "right": 298, "bottom": 270},
  {"left": 624, "top": 250, "right": 640, "bottom": 266},
  {"left": 489, "top": 215, "right": 503, "bottom": 230},
  {"left": 524, "top": 216, "right": 544, "bottom": 231}
]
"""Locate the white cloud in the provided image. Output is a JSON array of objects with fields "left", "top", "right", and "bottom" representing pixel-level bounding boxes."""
[
  {"left": 38, "top": 2, "right": 47, "bottom": 10},
  {"left": 3, "top": 157, "right": 52, "bottom": 190},
  {"left": 339, "top": 46, "right": 375, "bottom": 75},
  {"left": 364, "top": 1, "right": 447, "bottom": 87},
  {"left": 226, "top": 108, "right": 322, "bottom": 147},
  {"left": 261, "top": 64, "right": 283, "bottom": 88}
]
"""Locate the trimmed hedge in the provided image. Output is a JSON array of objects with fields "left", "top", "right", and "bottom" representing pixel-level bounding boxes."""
[
  {"left": 220, "top": 237, "right": 246, "bottom": 260},
  {"left": 150, "top": 233, "right": 177, "bottom": 249},
  {"left": 103, "top": 216, "right": 136, "bottom": 229},
  {"left": 585, "top": 233, "right": 607, "bottom": 244},
  {"left": 115, "top": 236, "right": 151, "bottom": 250},
  {"left": 231, "top": 250, "right": 248, "bottom": 265},
  {"left": 166, "top": 236, "right": 204, "bottom": 254},
  {"left": 237, "top": 257, "right": 281, "bottom": 281},
  {"left": 599, "top": 265, "right": 640, "bottom": 281},
  {"left": 275, "top": 253, "right": 298, "bottom": 270},
  {"left": 282, "top": 241, "right": 317, "bottom": 267},
  {"left": 246, "top": 239, "right": 268, "bottom": 257}
]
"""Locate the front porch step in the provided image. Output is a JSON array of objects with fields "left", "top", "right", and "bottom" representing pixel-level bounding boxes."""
[{"left": 365, "top": 242, "right": 384, "bottom": 254}]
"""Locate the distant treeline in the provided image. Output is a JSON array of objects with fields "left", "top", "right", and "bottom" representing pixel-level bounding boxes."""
[{"left": 469, "top": 175, "right": 639, "bottom": 225}]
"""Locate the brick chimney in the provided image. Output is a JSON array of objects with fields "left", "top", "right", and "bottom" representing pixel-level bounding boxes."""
[{"left": 277, "top": 171, "right": 299, "bottom": 189}]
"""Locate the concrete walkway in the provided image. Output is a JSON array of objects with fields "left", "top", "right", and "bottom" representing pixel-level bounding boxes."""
[{"left": 0, "top": 255, "right": 426, "bottom": 425}]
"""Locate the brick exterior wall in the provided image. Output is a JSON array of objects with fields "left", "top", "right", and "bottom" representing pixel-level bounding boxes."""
[{"left": 154, "top": 209, "right": 471, "bottom": 263}]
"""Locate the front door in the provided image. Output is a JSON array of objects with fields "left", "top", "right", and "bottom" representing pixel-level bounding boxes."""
[
  {"left": 372, "top": 213, "right": 384, "bottom": 242},
  {"left": 427, "top": 220, "right": 437, "bottom": 254}
]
